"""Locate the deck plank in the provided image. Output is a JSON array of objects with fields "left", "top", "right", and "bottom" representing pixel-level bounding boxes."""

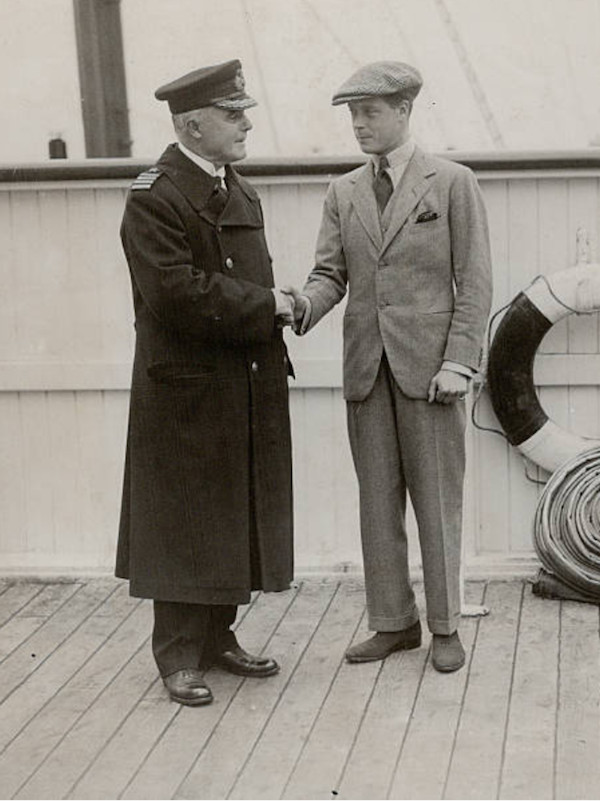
[
  {"left": 0, "top": 582, "right": 81, "bottom": 661},
  {"left": 0, "top": 577, "right": 598, "bottom": 799},
  {"left": 386, "top": 583, "right": 485, "bottom": 800},
  {"left": 335, "top": 584, "right": 428, "bottom": 800},
  {"left": 121, "top": 586, "right": 298, "bottom": 801},
  {"left": 555, "top": 600, "right": 600, "bottom": 800},
  {"left": 444, "top": 581, "right": 523, "bottom": 800},
  {"left": 280, "top": 615, "right": 383, "bottom": 800},
  {"left": 68, "top": 593, "right": 261, "bottom": 800},
  {"left": 0, "top": 582, "right": 46, "bottom": 627},
  {"left": 175, "top": 580, "right": 339, "bottom": 800},
  {"left": 228, "top": 581, "right": 365, "bottom": 800},
  {"left": 0, "top": 579, "right": 121, "bottom": 751},
  {"left": 337, "top": 639, "right": 429, "bottom": 799},
  {"left": 499, "top": 587, "right": 560, "bottom": 800},
  {"left": 0, "top": 593, "right": 146, "bottom": 799},
  {"left": 14, "top": 604, "right": 154, "bottom": 799}
]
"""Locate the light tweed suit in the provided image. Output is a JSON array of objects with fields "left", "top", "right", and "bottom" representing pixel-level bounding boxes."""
[{"left": 302, "top": 146, "right": 492, "bottom": 634}]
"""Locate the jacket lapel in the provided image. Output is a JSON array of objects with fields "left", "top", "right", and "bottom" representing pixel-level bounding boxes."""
[
  {"left": 351, "top": 164, "right": 383, "bottom": 250},
  {"left": 380, "top": 147, "right": 436, "bottom": 255}
]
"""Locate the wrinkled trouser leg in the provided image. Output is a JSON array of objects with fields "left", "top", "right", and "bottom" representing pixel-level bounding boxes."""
[
  {"left": 152, "top": 601, "right": 237, "bottom": 677},
  {"left": 347, "top": 356, "right": 465, "bottom": 635}
]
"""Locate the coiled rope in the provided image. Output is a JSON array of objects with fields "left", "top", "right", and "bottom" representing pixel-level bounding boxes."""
[{"left": 533, "top": 446, "right": 600, "bottom": 599}]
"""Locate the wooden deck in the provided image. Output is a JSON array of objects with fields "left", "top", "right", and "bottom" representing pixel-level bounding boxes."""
[{"left": 0, "top": 577, "right": 598, "bottom": 800}]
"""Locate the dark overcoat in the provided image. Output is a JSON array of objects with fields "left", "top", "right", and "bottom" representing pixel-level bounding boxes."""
[{"left": 116, "top": 144, "right": 294, "bottom": 604}]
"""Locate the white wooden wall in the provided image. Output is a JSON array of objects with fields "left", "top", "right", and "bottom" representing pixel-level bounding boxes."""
[{"left": 1, "top": 163, "right": 599, "bottom": 575}]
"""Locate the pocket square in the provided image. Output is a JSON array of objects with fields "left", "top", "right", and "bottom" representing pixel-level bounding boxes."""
[{"left": 415, "top": 210, "right": 439, "bottom": 223}]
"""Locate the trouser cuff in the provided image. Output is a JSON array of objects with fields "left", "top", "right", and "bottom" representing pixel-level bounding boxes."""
[
  {"left": 427, "top": 614, "right": 460, "bottom": 635},
  {"left": 369, "top": 606, "right": 419, "bottom": 632}
]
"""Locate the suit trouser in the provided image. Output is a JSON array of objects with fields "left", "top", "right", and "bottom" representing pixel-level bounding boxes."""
[
  {"left": 346, "top": 355, "right": 465, "bottom": 636},
  {"left": 152, "top": 602, "right": 237, "bottom": 678}
]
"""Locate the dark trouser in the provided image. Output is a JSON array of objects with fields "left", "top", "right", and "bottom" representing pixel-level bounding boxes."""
[{"left": 152, "top": 602, "right": 237, "bottom": 678}]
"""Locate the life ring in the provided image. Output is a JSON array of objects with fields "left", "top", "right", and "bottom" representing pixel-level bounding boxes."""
[{"left": 487, "top": 262, "right": 600, "bottom": 473}]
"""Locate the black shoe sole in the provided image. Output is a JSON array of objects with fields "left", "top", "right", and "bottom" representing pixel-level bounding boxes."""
[
  {"left": 345, "top": 637, "right": 422, "bottom": 663},
  {"left": 168, "top": 692, "right": 213, "bottom": 706},
  {"left": 217, "top": 661, "right": 280, "bottom": 678}
]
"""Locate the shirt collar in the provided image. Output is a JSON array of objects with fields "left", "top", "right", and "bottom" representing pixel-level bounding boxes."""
[
  {"left": 372, "top": 139, "right": 415, "bottom": 172},
  {"left": 177, "top": 142, "right": 226, "bottom": 180}
]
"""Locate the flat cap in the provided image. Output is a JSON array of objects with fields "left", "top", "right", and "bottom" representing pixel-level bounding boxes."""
[
  {"left": 332, "top": 61, "right": 422, "bottom": 106},
  {"left": 155, "top": 59, "right": 257, "bottom": 114}
]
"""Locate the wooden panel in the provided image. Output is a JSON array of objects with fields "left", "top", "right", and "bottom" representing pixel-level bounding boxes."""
[
  {"left": 1, "top": 168, "right": 600, "bottom": 573},
  {"left": 537, "top": 178, "right": 570, "bottom": 354},
  {"left": 566, "top": 177, "right": 600, "bottom": 353}
]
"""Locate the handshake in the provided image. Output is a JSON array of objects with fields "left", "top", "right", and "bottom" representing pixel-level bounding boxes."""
[{"left": 272, "top": 286, "right": 311, "bottom": 334}]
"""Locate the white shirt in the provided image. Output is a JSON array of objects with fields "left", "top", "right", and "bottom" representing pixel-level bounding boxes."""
[
  {"left": 372, "top": 139, "right": 416, "bottom": 188},
  {"left": 177, "top": 142, "right": 226, "bottom": 187}
]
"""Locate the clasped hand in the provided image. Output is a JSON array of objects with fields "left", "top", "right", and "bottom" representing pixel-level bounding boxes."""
[{"left": 272, "top": 286, "right": 309, "bottom": 332}]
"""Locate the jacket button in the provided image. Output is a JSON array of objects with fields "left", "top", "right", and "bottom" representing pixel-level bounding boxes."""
[
  {"left": 217, "top": 225, "right": 222, "bottom": 232},
  {"left": 251, "top": 361, "right": 259, "bottom": 372},
  {"left": 225, "top": 257, "right": 234, "bottom": 269}
]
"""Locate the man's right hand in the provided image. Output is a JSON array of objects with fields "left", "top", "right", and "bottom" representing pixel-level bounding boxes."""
[
  {"left": 281, "top": 286, "right": 311, "bottom": 334},
  {"left": 271, "top": 288, "right": 295, "bottom": 327}
]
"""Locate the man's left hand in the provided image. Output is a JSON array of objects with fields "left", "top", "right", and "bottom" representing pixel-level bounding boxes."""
[{"left": 428, "top": 369, "right": 469, "bottom": 404}]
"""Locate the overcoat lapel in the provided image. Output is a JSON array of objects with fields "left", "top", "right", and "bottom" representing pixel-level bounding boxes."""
[
  {"left": 219, "top": 167, "right": 262, "bottom": 228},
  {"left": 157, "top": 144, "right": 217, "bottom": 216},
  {"left": 351, "top": 165, "right": 383, "bottom": 250},
  {"left": 381, "top": 148, "right": 436, "bottom": 255}
]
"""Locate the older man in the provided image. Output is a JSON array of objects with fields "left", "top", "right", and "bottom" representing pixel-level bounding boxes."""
[
  {"left": 288, "top": 62, "right": 492, "bottom": 672},
  {"left": 116, "top": 60, "right": 295, "bottom": 706}
]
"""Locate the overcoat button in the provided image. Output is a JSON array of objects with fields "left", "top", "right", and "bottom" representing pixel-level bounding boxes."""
[
  {"left": 251, "top": 361, "right": 259, "bottom": 372},
  {"left": 225, "top": 257, "right": 234, "bottom": 269}
]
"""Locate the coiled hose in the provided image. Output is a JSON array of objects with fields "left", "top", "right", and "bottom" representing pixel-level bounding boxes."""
[{"left": 533, "top": 446, "right": 600, "bottom": 599}]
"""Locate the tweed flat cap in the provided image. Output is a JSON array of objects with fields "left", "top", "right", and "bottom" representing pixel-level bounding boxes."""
[
  {"left": 332, "top": 61, "right": 422, "bottom": 105},
  {"left": 155, "top": 59, "right": 257, "bottom": 114}
]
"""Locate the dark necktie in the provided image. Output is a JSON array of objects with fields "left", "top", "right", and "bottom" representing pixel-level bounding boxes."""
[
  {"left": 373, "top": 155, "right": 393, "bottom": 213},
  {"left": 210, "top": 175, "right": 228, "bottom": 214}
]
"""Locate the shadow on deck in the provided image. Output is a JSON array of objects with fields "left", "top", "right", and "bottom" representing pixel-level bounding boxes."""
[{"left": 0, "top": 577, "right": 598, "bottom": 800}]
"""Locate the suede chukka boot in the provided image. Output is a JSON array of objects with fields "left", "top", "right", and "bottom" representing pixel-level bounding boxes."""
[
  {"left": 345, "top": 621, "right": 422, "bottom": 663},
  {"left": 163, "top": 669, "right": 213, "bottom": 706},
  {"left": 432, "top": 632, "right": 465, "bottom": 673}
]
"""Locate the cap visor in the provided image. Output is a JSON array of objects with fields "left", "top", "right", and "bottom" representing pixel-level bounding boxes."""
[
  {"left": 213, "top": 94, "right": 258, "bottom": 110},
  {"left": 331, "top": 93, "right": 377, "bottom": 106}
]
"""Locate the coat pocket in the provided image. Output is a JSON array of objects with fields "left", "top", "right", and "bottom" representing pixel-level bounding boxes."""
[{"left": 147, "top": 362, "right": 217, "bottom": 383}]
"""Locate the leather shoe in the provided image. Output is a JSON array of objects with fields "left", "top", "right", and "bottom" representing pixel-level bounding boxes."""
[
  {"left": 345, "top": 621, "right": 422, "bottom": 663},
  {"left": 432, "top": 632, "right": 465, "bottom": 673},
  {"left": 163, "top": 669, "right": 213, "bottom": 706},
  {"left": 217, "top": 645, "right": 280, "bottom": 677}
]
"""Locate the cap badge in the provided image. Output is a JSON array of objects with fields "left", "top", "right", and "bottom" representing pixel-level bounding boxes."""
[{"left": 234, "top": 69, "right": 245, "bottom": 92}]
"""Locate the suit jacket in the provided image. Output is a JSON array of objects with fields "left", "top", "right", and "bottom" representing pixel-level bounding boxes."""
[{"left": 302, "top": 146, "right": 493, "bottom": 401}]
